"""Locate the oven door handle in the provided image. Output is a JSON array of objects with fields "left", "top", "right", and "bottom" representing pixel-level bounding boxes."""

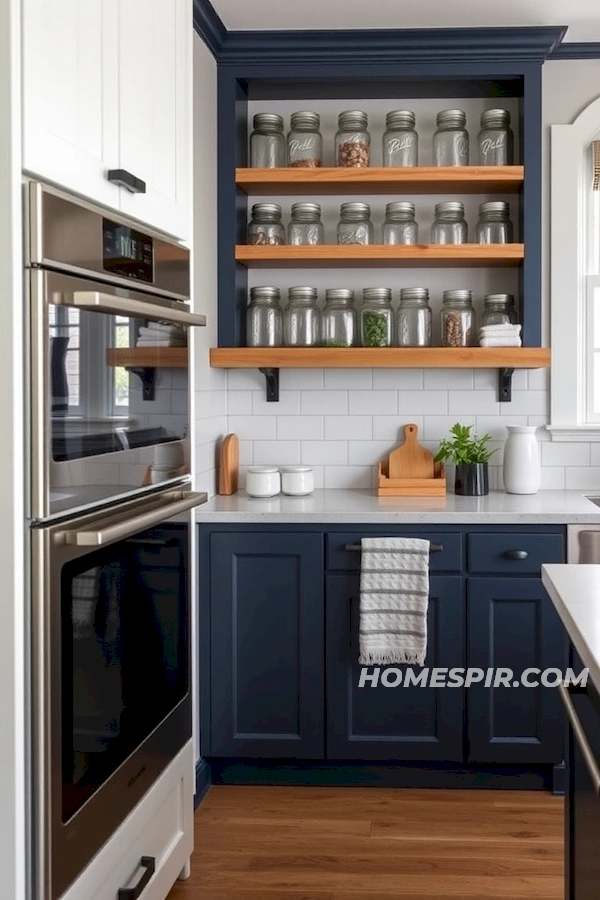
[
  {"left": 57, "top": 491, "right": 207, "bottom": 547},
  {"left": 56, "top": 291, "right": 207, "bottom": 327},
  {"left": 558, "top": 682, "right": 600, "bottom": 797}
]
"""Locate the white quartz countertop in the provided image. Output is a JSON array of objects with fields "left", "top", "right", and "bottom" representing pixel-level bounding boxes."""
[
  {"left": 542, "top": 565, "right": 600, "bottom": 690},
  {"left": 196, "top": 489, "right": 600, "bottom": 524}
]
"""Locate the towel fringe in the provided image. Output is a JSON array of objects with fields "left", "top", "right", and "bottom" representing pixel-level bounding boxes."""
[{"left": 359, "top": 650, "right": 425, "bottom": 667}]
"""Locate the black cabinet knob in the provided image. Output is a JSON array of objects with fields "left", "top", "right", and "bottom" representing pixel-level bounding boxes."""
[
  {"left": 504, "top": 549, "right": 529, "bottom": 560},
  {"left": 107, "top": 169, "right": 146, "bottom": 194}
]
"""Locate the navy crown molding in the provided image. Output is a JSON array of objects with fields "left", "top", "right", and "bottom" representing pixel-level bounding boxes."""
[
  {"left": 193, "top": 0, "right": 227, "bottom": 57},
  {"left": 550, "top": 42, "right": 600, "bottom": 59}
]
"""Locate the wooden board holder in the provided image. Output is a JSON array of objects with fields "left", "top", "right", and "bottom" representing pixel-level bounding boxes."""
[{"left": 376, "top": 460, "right": 446, "bottom": 497}]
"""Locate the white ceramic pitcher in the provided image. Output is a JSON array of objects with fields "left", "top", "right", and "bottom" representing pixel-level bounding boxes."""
[{"left": 503, "top": 425, "right": 541, "bottom": 494}]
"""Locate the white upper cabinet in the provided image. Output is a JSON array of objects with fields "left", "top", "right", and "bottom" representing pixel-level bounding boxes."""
[{"left": 22, "top": 0, "right": 191, "bottom": 242}]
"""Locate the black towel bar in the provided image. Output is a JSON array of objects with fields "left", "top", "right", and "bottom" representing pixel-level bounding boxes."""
[{"left": 344, "top": 542, "right": 443, "bottom": 553}]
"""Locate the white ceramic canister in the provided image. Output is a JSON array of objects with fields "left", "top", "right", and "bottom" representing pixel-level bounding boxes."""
[
  {"left": 281, "top": 466, "right": 314, "bottom": 496},
  {"left": 503, "top": 425, "right": 540, "bottom": 494},
  {"left": 246, "top": 466, "right": 281, "bottom": 498}
]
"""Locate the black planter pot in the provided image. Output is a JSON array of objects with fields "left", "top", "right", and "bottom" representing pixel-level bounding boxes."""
[{"left": 454, "top": 463, "right": 489, "bottom": 496}]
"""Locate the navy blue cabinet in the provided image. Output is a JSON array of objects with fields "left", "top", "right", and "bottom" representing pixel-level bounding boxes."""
[
  {"left": 326, "top": 573, "right": 464, "bottom": 761},
  {"left": 467, "top": 577, "right": 564, "bottom": 764},
  {"left": 208, "top": 531, "right": 324, "bottom": 758}
]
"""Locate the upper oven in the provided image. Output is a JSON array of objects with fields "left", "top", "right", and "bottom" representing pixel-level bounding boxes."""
[{"left": 26, "top": 182, "right": 206, "bottom": 522}]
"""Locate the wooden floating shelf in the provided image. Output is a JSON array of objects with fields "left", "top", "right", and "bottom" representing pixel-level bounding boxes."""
[
  {"left": 106, "top": 347, "right": 188, "bottom": 368},
  {"left": 210, "top": 347, "right": 550, "bottom": 369},
  {"left": 236, "top": 166, "right": 525, "bottom": 196},
  {"left": 235, "top": 244, "right": 524, "bottom": 269}
]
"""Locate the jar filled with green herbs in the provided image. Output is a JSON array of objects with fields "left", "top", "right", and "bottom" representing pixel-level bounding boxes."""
[{"left": 360, "top": 288, "right": 393, "bottom": 347}]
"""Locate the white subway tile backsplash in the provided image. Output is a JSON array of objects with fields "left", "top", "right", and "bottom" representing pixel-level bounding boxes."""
[
  {"left": 423, "top": 415, "right": 476, "bottom": 442},
  {"left": 252, "top": 390, "right": 300, "bottom": 416},
  {"left": 540, "top": 467, "right": 566, "bottom": 489},
  {"left": 301, "top": 390, "right": 348, "bottom": 415},
  {"left": 397, "top": 391, "right": 448, "bottom": 415},
  {"left": 281, "top": 369, "right": 324, "bottom": 390},
  {"left": 542, "top": 442, "right": 590, "bottom": 467},
  {"left": 349, "top": 390, "right": 397, "bottom": 415},
  {"left": 449, "top": 390, "right": 500, "bottom": 416},
  {"left": 423, "top": 368, "right": 473, "bottom": 390},
  {"left": 239, "top": 440, "right": 253, "bottom": 466},
  {"left": 301, "top": 441, "right": 348, "bottom": 465},
  {"left": 324, "top": 415, "right": 373, "bottom": 440},
  {"left": 566, "top": 467, "right": 600, "bottom": 490},
  {"left": 348, "top": 440, "right": 395, "bottom": 466},
  {"left": 372, "top": 369, "right": 424, "bottom": 389},
  {"left": 528, "top": 368, "right": 550, "bottom": 390},
  {"left": 324, "top": 368, "right": 373, "bottom": 389},
  {"left": 254, "top": 441, "right": 301, "bottom": 465},
  {"left": 228, "top": 391, "right": 253, "bottom": 415},
  {"left": 475, "top": 416, "right": 527, "bottom": 441},
  {"left": 277, "top": 416, "right": 324, "bottom": 440},
  {"left": 505, "top": 391, "right": 549, "bottom": 417},
  {"left": 227, "top": 369, "right": 264, "bottom": 391},
  {"left": 373, "top": 416, "right": 423, "bottom": 441},
  {"left": 324, "top": 465, "right": 372, "bottom": 489},
  {"left": 228, "top": 415, "right": 277, "bottom": 440},
  {"left": 473, "top": 369, "right": 527, "bottom": 391}
]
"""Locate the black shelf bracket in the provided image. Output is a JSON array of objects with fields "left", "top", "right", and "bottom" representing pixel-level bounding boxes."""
[
  {"left": 259, "top": 367, "right": 280, "bottom": 402},
  {"left": 126, "top": 367, "right": 156, "bottom": 401},
  {"left": 498, "top": 367, "right": 515, "bottom": 403}
]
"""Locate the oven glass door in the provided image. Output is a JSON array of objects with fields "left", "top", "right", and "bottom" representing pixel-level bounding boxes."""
[{"left": 61, "top": 523, "right": 188, "bottom": 822}]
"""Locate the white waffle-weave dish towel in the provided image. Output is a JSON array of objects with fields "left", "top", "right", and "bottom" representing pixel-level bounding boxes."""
[{"left": 359, "top": 537, "right": 430, "bottom": 666}]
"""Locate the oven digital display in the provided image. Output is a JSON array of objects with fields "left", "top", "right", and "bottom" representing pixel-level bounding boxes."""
[{"left": 102, "top": 218, "right": 154, "bottom": 283}]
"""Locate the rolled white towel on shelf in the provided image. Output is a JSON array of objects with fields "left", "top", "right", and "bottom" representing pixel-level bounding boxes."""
[{"left": 479, "top": 336, "right": 522, "bottom": 347}]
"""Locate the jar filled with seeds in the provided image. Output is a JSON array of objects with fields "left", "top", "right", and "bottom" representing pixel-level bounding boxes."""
[
  {"left": 441, "top": 290, "right": 475, "bottom": 348},
  {"left": 476, "top": 201, "right": 514, "bottom": 244},
  {"left": 481, "top": 293, "right": 518, "bottom": 326},
  {"left": 321, "top": 289, "right": 356, "bottom": 347},
  {"left": 250, "top": 113, "right": 285, "bottom": 168},
  {"left": 335, "top": 110, "right": 370, "bottom": 167},
  {"left": 337, "top": 202, "right": 373, "bottom": 245},
  {"left": 431, "top": 201, "right": 468, "bottom": 244},
  {"left": 287, "top": 111, "right": 322, "bottom": 167},
  {"left": 382, "top": 110, "right": 418, "bottom": 167},
  {"left": 382, "top": 201, "right": 418, "bottom": 245},
  {"left": 284, "top": 286, "right": 320, "bottom": 347},
  {"left": 477, "top": 109, "right": 514, "bottom": 166},
  {"left": 360, "top": 288, "right": 393, "bottom": 348},
  {"left": 397, "top": 288, "right": 432, "bottom": 347},
  {"left": 246, "top": 286, "right": 283, "bottom": 347},
  {"left": 288, "top": 202, "right": 325, "bottom": 245},
  {"left": 247, "top": 203, "right": 285, "bottom": 246},
  {"left": 433, "top": 109, "right": 469, "bottom": 166}
]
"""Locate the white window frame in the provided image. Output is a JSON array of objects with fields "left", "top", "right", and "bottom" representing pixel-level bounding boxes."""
[{"left": 549, "top": 95, "right": 600, "bottom": 441}]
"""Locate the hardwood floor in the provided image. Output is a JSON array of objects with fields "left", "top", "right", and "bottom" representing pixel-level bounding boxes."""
[{"left": 167, "top": 785, "right": 564, "bottom": 900}]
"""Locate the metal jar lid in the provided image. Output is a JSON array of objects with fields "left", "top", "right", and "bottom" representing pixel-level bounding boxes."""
[
  {"left": 325, "top": 288, "right": 355, "bottom": 304},
  {"left": 251, "top": 202, "right": 283, "bottom": 221},
  {"left": 385, "top": 109, "right": 416, "bottom": 129},
  {"left": 288, "top": 286, "right": 318, "bottom": 303},
  {"left": 484, "top": 293, "right": 515, "bottom": 306},
  {"left": 253, "top": 113, "right": 284, "bottom": 133},
  {"left": 436, "top": 108, "right": 467, "bottom": 128},
  {"left": 434, "top": 201, "right": 465, "bottom": 217},
  {"left": 250, "top": 286, "right": 281, "bottom": 303},
  {"left": 385, "top": 201, "right": 416, "bottom": 220},
  {"left": 290, "top": 111, "right": 320, "bottom": 130},
  {"left": 480, "top": 108, "right": 511, "bottom": 129},
  {"left": 340, "top": 201, "right": 371, "bottom": 220},
  {"left": 400, "top": 287, "right": 430, "bottom": 304},
  {"left": 443, "top": 289, "right": 473, "bottom": 304},
  {"left": 291, "top": 202, "right": 322, "bottom": 221},
  {"left": 338, "top": 110, "right": 368, "bottom": 131},
  {"left": 479, "top": 201, "right": 510, "bottom": 217},
  {"left": 363, "top": 287, "right": 392, "bottom": 304}
]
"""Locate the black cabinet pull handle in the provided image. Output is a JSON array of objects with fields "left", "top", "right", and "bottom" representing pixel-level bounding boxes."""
[
  {"left": 504, "top": 549, "right": 529, "bottom": 560},
  {"left": 107, "top": 169, "right": 147, "bottom": 194},
  {"left": 118, "top": 856, "right": 156, "bottom": 900},
  {"left": 344, "top": 542, "right": 443, "bottom": 553}
]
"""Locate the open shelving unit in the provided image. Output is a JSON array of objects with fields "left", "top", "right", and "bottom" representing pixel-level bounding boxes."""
[{"left": 236, "top": 244, "right": 524, "bottom": 268}]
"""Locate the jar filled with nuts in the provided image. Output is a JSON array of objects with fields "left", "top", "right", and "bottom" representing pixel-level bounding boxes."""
[
  {"left": 382, "top": 110, "right": 418, "bottom": 167},
  {"left": 284, "top": 286, "right": 320, "bottom": 347},
  {"left": 476, "top": 201, "right": 514, "bottom": 244},
  {"left": 335, "top": 110, "right": 370, "bottom": 167},
  {"left": 337, "top": 202, "right": 373, "bottom": 245},
  {"left": 287, "top": 111, "right": 322, "bottom": 167},
  {"left": 397, "top": 288, "right": 432, "bottom": 347},
  {"left": 481, "top": 293, "right": 518, "bottom": 326},
  {"left": 321, "top": 289, "right": 356, "bottom": 348},
  {"left": 250, "top": 113, "right": 285, "bottom": 168},
  {"left": 431, "top": 201, "right": 468, "bottom": 244},
  {"left": 360, "top": 288, "right": 393, "bottom": 348},
  {"left": 441, "top": 290, "right": 476, "bottom": 348},
  {"left": 247, "top": 203, "right": 286, "bottom": 246},
  {"left": 246, "top": 286, "right": 283, "bottom": 347},
  {"left": 433, "top": 109, "right": 469, "bottom": 167},
  {"left": 288, "top": 202, "right": 325, "bottom": 245},
  {"left": 382, "top": 201, "right": 418, "bottom": 245}
]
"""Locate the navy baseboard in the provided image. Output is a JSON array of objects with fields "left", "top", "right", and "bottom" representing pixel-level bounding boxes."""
[
  {"left": 208, "top": 759, "right": 554, "bottom": 791},
  {"left": 195, "top": 758, "right": 212, "bottom": 809}
]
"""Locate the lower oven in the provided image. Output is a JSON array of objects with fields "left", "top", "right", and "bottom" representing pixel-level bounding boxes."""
[{"left": 31, "top": 488, "right": 206, "bottom": 900}]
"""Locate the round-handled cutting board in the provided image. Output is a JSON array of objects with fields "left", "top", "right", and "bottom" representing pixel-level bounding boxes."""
[
  {"left": 387, "top": 423, "right": 434, "bottom": 480},
  {"left": 218, "top": 433, "right": 239, "bottom": 495}
]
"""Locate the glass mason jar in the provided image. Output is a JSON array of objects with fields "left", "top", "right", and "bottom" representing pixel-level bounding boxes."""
[
  {"left": 250, "top": 113, "right": 285, "bottom": 168},
  {"left": 382, "top": 201, "right": 418, "bottom": 246},
  {"left": 476, "top": 201, "right": 514, "bottom": 244},
  {"left": 433, "top": 109, "right": 469, "bottom": 166},
  {"left": 337, "top": 202, "right": 373, "bottom": 245},
  {"left": 287, "top": 111, "right": 322, "bottom": 168},
  {"left": 477, "top": 109, "right": 514, "bottom": 166},
  {"left": 321, "top": 289, "right": 356, "bottom": 347},
  {"left": 441, "top": 290, "right": 476, "bottom": 348},
  {"left": 335, "top": 110, "right": 370, "bottom": 167},
  {"left": 431, "top": 201, "right": 468, "bottom": 244},
  {"left": 397, "top": 288, "right": 432, "bottom": 347},
  {"left": 382, "top": 110, "right": 418, "bottom": 167},
  {"left": 283, "top": 286, "right": 320, "bottom": 347},
  {"left": 482, "top": 293, "right": 518, "bottom": 326},
  {"left": 288, "top": 202, "right": 324, "bottom": 246},
  {"left": 247, "top": 203, "right": 285, "bottom": 246},
  {"left": 246, "top": 286, "right": 283, "bottom": 347},
  {"left": 360, "top": 288, "right": 393, "bottom": 347}
]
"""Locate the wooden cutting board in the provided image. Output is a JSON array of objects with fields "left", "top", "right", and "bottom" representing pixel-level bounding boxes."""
[
  {"left": 387, "top": 423, "right": 434, "bottom": 480},
  {"left": 218, "top": 434, "right": 239, "bottom": 495}
]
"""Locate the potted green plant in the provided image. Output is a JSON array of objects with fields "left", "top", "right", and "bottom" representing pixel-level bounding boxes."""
[{"left": 434, "top": 423, "right": 496, "bottom": 496}]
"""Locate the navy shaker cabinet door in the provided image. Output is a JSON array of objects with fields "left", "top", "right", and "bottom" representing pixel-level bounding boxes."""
[
  {"left": 326, "top": 573, "right": 464, "bottom": 761},
  {"left": 209, "top": 532, "right": 324, "bottom": 758},
  {"left": 467, "top": 578, "right": 564, "bottom": 764}
]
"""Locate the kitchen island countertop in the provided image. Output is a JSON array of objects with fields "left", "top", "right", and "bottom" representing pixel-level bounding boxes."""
[{"left": 542, "top": 564, "right": 600, "bottom": 690}]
